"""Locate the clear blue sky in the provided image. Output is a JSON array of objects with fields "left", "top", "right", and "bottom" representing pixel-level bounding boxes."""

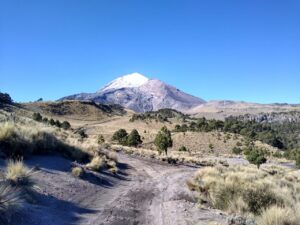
[{"left": 0, "top": 0, "right": 299, "bottom": 103}]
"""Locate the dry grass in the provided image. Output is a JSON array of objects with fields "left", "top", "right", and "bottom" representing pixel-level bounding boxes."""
[
  {"left": 256, "top": 205, "right": 300, "bottom": 225},
  {"left": 4, "top": 160, "right": 37, "bottom": 193},
  {"left": 189, "top": 164, "right": 300, "bottom": 223},
  {"left": 0, "top": 184, "right": 23, "bottom": 222},
  {"left": 71, "top": 167, "right": 84, "bottom": 178}
]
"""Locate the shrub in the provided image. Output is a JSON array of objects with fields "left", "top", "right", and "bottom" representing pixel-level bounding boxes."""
[
  {"left": 32, "top": 112, "right": 42, "bottom": 122},
  {"left": 97, "top": 135, "right": 105, "bottom": 145},
  {"left": 86, "top": 156, "right": 105, "bottom": 171},
  {"left": 78, "top": 130, "right": 88, "bottom": 139},
  {"left": 154, "top": 126, "right": 173, "bottom": 155},
  {"left": 232, "top": 147, "right": 243, "bottom": 155},
  {"left": 55, "top": 120, "right": 61, "bottom": 128},
  {"left": 246, "top": 150, "right": 267, "bottom": 168},
  {"left": 4, "top": 160, "right": 37, "bottom": 198},
  {"left": 71, "top": 167, "right": 84, "bottom": 178},
  {"left": 111, "top": 129, "right": 128, "bottom": 145},
  {"left": 61, "top": 121, "right": 71, "bottom": 130},
  {"left": 49, "top": 118, "right": 55, "bottom": 126},
  {"left": 178, "top": 146, "right": 188, "bottom": 152},
  {"left": 0, "top": 184, "right": 23, "bottom": 223},
  {"left": 0, "top": 92, "right": 13, "bottom": 104},
  {"left": 127, "top": 129, "right": 142, "bottom": 147}
]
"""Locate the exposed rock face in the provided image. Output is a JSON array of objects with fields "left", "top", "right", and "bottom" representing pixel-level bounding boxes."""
[{"left": 60, "top": 73, "right": 206, "bottom": 113}]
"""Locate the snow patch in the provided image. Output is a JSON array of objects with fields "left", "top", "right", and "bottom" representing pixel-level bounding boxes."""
[{"left": 99, "top": 72, "right": 149, "bottom": 92}]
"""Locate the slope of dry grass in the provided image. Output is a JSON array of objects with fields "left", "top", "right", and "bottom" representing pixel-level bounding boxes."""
[{"left": 188, "top": 164, "right": 300, "bottom": 224}]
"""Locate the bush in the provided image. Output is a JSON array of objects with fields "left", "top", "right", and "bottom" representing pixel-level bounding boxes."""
[
  {"left": 232, "top": 147, "right": 243, "bottom": 155},
  {"left": 4, "top": 160, "right": 36, "bottom": 199},
  {"left": 127, "top": 129, "right": 142, "bottom": 147},
  {"left": 61, "top": 121, "right": 71, "bottom": 130},
  {"left": 0, "top": 183, "right": 23, "bottom": 223},
  {"left": 246, "top": 150, "right": 267, "bottom": 168},
  {"left": 86, "top": 156, "right": 105, "bottom": 171},
  {"left": 71, "top": 167, "right": 84, "bottom": 178},
  {"left": 0, "top": 92, "right": 13, "bottom": 104},
  {"left": 78, "top": 130, "right": 88, "bottom": 139},
  {"left": 178, "top": 146, "right": 188, "bottom": 152},
  {"left": 32, "top": 112, "right": 42, "bottom": 122},
  {"left": 111, "top": 129, "right": 128, "bottom": 145},
  {"left": 49, "top": 118, "right": 55, "bottom": 126},
  {"left": 97, "top": 135, "right": 105, "bottom": 145}
]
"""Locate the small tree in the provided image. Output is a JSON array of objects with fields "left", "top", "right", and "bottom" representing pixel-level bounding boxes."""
[
  {"left": 97, "top": 135, "right": 105, "bottom": 145},
  {"left": 127, "top": 129, "right": 142, "bottom": 147},
  {"left": 246, "top": 150, "right": 267, "bottom": 168},
  {"left": 112, "top": 129, "right": 128, "bottom": 145},
  {"left": 0, "top": 92, "right": 13, "bottom": 104},
  {"left": 61, "top": 121, "right": 71, "bottom": 130},
  {"left": 33, "top": 112, "right": 42, "bottom": 122},
  {"left": 154, "top": 126, "right": 173, "bottom": 155},
  {"left": 49, "top": 118, "right": 55, "bottom": 126},
  {"left": 55, "top": 120, "right": 61, "bottom": 128}
]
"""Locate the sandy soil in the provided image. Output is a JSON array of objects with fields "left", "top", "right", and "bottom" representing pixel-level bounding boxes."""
[{"left": 1, "top": 153, "right": 227, "bottom": 225}]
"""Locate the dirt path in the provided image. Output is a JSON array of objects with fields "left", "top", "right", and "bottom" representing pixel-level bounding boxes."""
[{"left": 5, "top": 153, "right": 226, "bottom": 225}]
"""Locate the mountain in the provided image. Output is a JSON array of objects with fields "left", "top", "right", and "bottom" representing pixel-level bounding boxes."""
[{"left": 60, "top": 73, "right": 206, "bottom": 112}]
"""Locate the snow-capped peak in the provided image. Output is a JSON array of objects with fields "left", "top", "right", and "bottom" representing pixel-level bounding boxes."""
[{"left": 99, "top": 72, "right": 149, "bottom": 92}]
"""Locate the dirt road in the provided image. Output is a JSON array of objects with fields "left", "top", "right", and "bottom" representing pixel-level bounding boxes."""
[{"left": 5, "top": 153, "right": 226, "bottom": 225}]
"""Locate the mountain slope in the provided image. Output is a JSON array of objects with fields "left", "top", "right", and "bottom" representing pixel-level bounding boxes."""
[{"left": 60, "top": 73, "right": 206, "bottom": 113}]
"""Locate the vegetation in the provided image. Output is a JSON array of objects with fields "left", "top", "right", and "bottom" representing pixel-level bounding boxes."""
[
  {"left": 154, "top": 126, "right": 173, "bottom": 155},
  {"left": 111, "top": 129, "right": 128, "bottom": 145},
  {"left": 0, "top": 121, "right": 88, "bottom": 161},
  {"left": 232, "top": 147, "right": 243, "bottom": 155},
  {"left": 71, "top": 167, "right": 84, "bottom": 178},
  {"left": 4, "top": 160, "right": 36, "bottom": 197},
  {"left": 188, "top": 164, "right": 300, "bottom": 224},
  {"left": 130, "top": 108, "right": 189, "bottom": 123},
  {"left": 127, "top": 129, "right": 142, "bottom": 147},
  {"left": 246, "top": 150, "right": 267, "bottom": 168},
  {"left": 178, "top": 146, "right": 188, "bottom": 152},
  {"left": 174, "top": 116, "right": 300, "bottom": 162},
  {"left": 78, "top": 129, "right": 88, "bottom": 139},
  {"left": 0, "top": 183, "right": 23, "bottom": 223},
  {"left": 0, "top": 92, "right": 13, "bottom": 104},
  {"left": 97, "top": 134, "right": 105, "bottom": 145},
  {"left": 32, "top": 112, "right": 71, "bottom": 130}
]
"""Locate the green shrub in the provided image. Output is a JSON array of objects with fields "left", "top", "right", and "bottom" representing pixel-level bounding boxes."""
[
  {"left": 246, "top": 150, "right": 267, "bottom": 168},
  {"left": 32, "top": 112, "right": 42, "bottom": 122},
  {"left": 49, "top": 118, "right": 55, "bottom": 126},
  {"left": 127, "top": 129, "right": 142, "bottom": 147},
  {"left": 178, "top": 146, "right": 188, "bottom": 152},
  {"left": 78, "top": 130, "right": 88, "bottom": 139},
  {"left": 232, "top": 147, "right": 243, "bottom": 155},
  {"left": 97, "top": 134, "right": 105, "bottom": 145},
  {"left": 111, "top": 129, "right": 128, "bottom": 145},
  {"left": 0, "top": 92, "right": 13, "bottom": 104},
  {"left": 61, "top": 121, "right": 71, "bottom": 130}
]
